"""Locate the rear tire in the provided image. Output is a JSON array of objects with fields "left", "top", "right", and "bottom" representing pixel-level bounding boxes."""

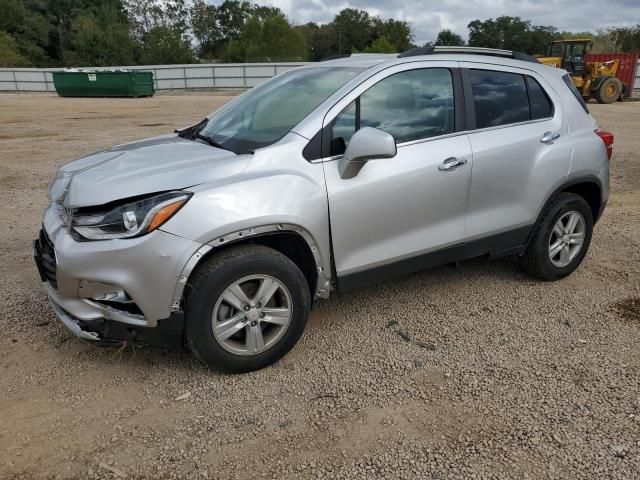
[
  {"left": 521, "top": 193, "right": 593, "bottom": 281},
  {"left": 593, "top": 77, "right": 622, "bottom": 104},
  {"left": 618, "top": 83, "right": 629, "bottom": 101},
  {"left": 185, "top": 245, "right": 311, "bottom": 373}
]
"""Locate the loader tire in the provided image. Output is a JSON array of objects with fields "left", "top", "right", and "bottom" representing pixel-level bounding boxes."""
[
  {"left": 593, "top": 77, "right": 622, "bottom": 104},
  {"left": 618, "top": 83, "right": 629, "bottom": 101}
]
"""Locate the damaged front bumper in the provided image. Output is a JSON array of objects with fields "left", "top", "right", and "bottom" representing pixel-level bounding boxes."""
[
  {"left": 33, "top": 203, "right": 203, "bottom": 349},
  {"left": 44, "top": 283, "right": 185, "bottom": 350}
]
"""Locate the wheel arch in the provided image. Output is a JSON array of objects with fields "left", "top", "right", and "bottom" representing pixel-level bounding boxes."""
[
  {"left": 537, "top": 176, "right": 603, "bottom": 229},
  {"left": 172, "top": 224, "right": 331, "bottom": 313}
]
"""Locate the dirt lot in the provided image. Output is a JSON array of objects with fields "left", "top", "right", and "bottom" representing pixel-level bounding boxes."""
[{"left": 1, "top": 93, "right": 639, "bottom": 479}]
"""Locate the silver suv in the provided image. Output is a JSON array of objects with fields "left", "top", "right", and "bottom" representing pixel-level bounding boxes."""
[{"left": 35, "top": 47, "right": 613, "bottom": 372}]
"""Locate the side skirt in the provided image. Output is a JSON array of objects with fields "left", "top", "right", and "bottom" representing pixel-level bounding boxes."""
[{"left": 337, "top": 226, "right": 532, "bottom": 292}]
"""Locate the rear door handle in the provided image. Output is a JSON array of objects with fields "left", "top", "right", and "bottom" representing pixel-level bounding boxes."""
[
  {"left": 540, "top": 131, "right": 560, "bottom": 144},
  {"left": 438, "top": 157, "right": 467, "bottom": 171}
]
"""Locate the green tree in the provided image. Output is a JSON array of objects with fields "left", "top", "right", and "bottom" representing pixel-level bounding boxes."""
[
  {"left": 528, "top": 25, "right": 558, "bottom": 55},
  {"left": 190, "top": 1, "right": 288, "bottom": 59},
  {"left": 603, "top": 25, "right": 640, "bottom": 52},
  {"left": 0, "top": 30, "right": 30, "bottom": 66},
  {"left": 215, "top": 0, "right": 253, "bottom": 41},
  {"left": 222, "top": 12, "right": 305, "bottom": 62},
  {"left": 434, "top": 29, "right": 465, "bottom": 46},
  {"left": 125, "top": 0, "right": 195, "bottom": 64},
  {"left": 67, "top": 4, "right": 135, "bottom": 66},
  {"left": 191, "top": 0, "right": 219, "bottom": 58},
  {"left": 0, "top": 0, "right": 51, "bottom": 65},
  {"left": 296, "top": 22, "right": 337, "bottom": 61},
  {"left": 468, "top": 16, "right": 530, "bottom": 50},
  {"left": 467, "top": 16, "right": 558, "bottom": 54},
  {"left": 372, "top": 18, "right": 412, "bottom": 51},
  {"left": 363, "top": 36, "right": 396, "bottom": 53},
  {"left": 333, "top": 8, "right": 373, "bottom": 53},
  {"left": 139, "top": 25, "right": 195, "bottom": 64}
]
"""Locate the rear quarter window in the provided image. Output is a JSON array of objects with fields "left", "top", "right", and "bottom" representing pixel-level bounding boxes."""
[{"left": 526, "top": 76, "right": 554, "bottom": 120}]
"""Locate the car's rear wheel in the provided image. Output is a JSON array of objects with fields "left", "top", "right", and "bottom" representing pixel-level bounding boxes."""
[
  {"left": 185, "top": 245, "right": 311, "bottom": 373},
  {"left": 521, "top": 193, "right": 593, "bottom": 281}
]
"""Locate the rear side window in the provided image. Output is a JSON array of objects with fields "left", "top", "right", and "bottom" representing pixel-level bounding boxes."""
[
  {"left": 526, "top": 76, "right": 554, "bottom": 119},
  {"left": 469, "top": 70, "right": 530, "bottom": 128},
  {"left": 470, "top": 70, "right": 556, "bottom": 128},
  {"left": 562, "top": 74, "right": 589, "bottom": 113}
]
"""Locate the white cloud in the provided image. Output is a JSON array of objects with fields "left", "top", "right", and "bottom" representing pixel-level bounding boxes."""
[{"left": 257, "top": 0, "right": 640, "bottom": 45}]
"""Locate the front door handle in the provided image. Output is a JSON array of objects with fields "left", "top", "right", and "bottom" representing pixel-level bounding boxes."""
[
  {"left": 438, "top": 157, "right": 467, "bottom": 171},
  {"left": 540, "top": 131, "right": 560, "bottom": 144}
]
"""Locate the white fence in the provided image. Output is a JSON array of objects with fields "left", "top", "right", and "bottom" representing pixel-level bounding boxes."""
[
  {"left": 1, "top": 60, "right": 639, "bottom": 93},
  {"left": 0, "top": 62, "right": 310, "bottom": 93}
]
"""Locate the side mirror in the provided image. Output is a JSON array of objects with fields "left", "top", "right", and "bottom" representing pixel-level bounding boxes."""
[{"left": 339, "top": 127, "right": 397, "bottom": 179}]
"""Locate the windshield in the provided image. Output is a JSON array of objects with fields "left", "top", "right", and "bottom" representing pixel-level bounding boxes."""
[{"left": 199, "top": 67, "right": 364, "bottom": 154}]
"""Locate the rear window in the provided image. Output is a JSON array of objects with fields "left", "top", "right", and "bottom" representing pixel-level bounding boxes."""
[{"left": 562, "top": 74, "right": 589, "bottom": 113}]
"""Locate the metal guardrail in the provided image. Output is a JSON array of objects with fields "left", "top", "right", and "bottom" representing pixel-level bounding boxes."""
[
  {"left": 0, "top": 62, "right": 310, "bottom": 93},
  {"left": 1, "top": 60, "right": 639, "bottom": 93}
]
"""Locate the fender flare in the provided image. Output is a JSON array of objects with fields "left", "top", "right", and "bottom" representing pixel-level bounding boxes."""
[{"left": 171, "top": 223, "right": 331, "bottom": 312}]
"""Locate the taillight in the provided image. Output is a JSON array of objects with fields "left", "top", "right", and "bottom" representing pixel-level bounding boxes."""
[{"left": 596, "top": 129, "right": 614, "bottom": 160}]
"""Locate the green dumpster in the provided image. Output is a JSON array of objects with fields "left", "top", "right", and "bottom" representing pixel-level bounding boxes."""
[{"left": 52, "top": 70, "right": 155, "bottom": 98}]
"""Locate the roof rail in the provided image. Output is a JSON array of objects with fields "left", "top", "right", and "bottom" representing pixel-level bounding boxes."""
[
  {"left": 397, "top": 46, "right": 435, "bottom": 58},
  {"left": 398, "top": 46, "right": 539, "bottom": 64},
  {"left": 321, "top": 53, "right": 352, "bottom": 62}
]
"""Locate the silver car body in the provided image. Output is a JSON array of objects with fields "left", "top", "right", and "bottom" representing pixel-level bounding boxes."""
[{"left": 37, "top": 51, "right": 610, "bottom": 340}]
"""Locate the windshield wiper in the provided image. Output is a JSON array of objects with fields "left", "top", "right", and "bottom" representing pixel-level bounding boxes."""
[
  {"left": 196, "top": 133, "right": 234, "bottom": 153},
  {"left": 175, "top": 118, "right": 207, "bottom": 139}
]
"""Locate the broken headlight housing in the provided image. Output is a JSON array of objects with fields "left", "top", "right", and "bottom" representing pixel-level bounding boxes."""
[{"left": 70, "top": 191, "right": 191, "bottom": 241}]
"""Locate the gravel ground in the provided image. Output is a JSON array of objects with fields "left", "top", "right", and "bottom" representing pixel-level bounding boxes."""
[{"left": 1, "top": 93, "right": 639, "bottom": 480}]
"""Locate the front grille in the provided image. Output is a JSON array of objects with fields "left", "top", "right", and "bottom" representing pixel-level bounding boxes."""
[{"left": 38, "top": 229, "right": 58, "bottom": 289}]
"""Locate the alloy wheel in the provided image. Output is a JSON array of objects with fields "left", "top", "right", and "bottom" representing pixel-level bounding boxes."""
[
  {"left": 211, "top": 274, "right": 293, "bottom": 356},
  {"left": 548, "top": 211, "right": 586, "bottom": 268}
]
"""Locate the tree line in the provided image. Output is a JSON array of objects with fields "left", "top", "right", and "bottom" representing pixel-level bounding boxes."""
[
  {"left": 434, "top": 17, "right": 640, "bottom": 55},
  {"left": 0, "top": 0, "right": 639, "bottom": 68}
]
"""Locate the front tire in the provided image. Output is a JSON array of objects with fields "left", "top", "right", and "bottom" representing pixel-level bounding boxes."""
[
  {"left": 521, "top": 193, "right": 593, "bottom": 281},
  {"left": 185, "top": 245, "right": 311, "bottom": 373}
]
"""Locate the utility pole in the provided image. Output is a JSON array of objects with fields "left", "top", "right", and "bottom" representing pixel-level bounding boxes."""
[{"left": 338, "top": 27, "right": 342, "bottom": 54}]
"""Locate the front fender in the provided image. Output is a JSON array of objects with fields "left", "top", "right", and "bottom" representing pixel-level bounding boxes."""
[{"left": 160, "top": 161, "right": 331, "bottom": 299}]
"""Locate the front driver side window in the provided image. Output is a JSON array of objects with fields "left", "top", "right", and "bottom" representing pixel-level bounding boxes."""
[{"left": 331, "top": 68, "right": 455, "bottom": 155}]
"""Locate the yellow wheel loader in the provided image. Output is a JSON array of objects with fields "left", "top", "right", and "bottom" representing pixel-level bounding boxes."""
[{"left": 538, "top": 39, "right": 626, "bottom": 104}]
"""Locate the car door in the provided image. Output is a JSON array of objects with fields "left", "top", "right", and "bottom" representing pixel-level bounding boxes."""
[
  {"left": 460, "top": 63, "right": 573, "bottom": 243},
  {"left": 321, "top": 62, "right": 473, "bottom": 288}
]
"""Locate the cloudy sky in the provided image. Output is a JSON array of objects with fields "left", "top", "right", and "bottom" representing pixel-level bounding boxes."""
[{"left": 253, "top": 0, "right": 640, "bottom": 45}]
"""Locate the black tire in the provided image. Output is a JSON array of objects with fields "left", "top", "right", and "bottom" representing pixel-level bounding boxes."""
[
  {"left": 521, "top": 193, "right": 593, "bottom": 281},
  {"left": 184, "top": 245, "right": 311, "bottom": 373},
  {"left": 618, "top": 83, "right": 629, "bottom": 101},
  {"left": 593, "top": 76, "right": 622, "bottom": 104}
]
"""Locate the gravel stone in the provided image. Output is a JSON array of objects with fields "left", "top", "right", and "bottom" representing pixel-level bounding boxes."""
[{"left": 1, "top": 95, "right": 639, "bottom": 479}]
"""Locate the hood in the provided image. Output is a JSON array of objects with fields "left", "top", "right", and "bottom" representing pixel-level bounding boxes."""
[{"left": 49, "top": 134, "right": 251, "bottom": 208}]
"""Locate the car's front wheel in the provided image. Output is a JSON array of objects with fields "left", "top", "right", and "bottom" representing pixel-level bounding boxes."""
[
  {"left": 185, "top": 245, "right": 311, "bottom": 373},
  {"left": 521, "top": 193, "right": 593, "bottom": 281}
]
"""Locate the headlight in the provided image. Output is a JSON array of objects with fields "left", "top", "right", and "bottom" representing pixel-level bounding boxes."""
[{"left": 70, "top": 191, "right": 191, "bottom": 241}]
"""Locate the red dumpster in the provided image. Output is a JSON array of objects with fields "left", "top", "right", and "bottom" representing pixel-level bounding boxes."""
[{"left": 585, "top": 52, "right": 638, "bottom": 98}]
